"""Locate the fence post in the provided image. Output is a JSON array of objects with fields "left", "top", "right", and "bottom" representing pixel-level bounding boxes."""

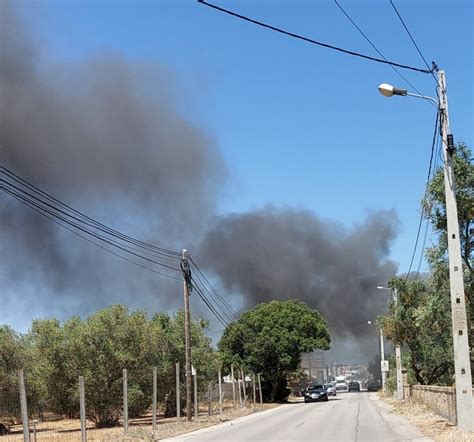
[
  {"left": 207, "top": 382, "right": 212, "bottom": 416},
  {"left": 176, "top": 362, "right": 181, "bottom": 421},
  {"left": 241, "top": 370, "right": 247, "bottom": 406},
  {"left": 193, "top": 369, "right": 198, "bottom": 419},
  {"left": 218, "top": 367, "right": 223, "bottom": 414},
  {"left": 19, "top": 369, "right": 30, "bottom": 442},
  {"left": 258, "top": 373, "right": 263, "bottom": 408},
  {"left": 252, "top": 373, "right": 256, "bottom": 405},
  {"left": 123, "top": 369, "right": 128, "bottom": 434},
  {"left": 238, "top": 379, "right": 243, "bottom": 407},
  {"left": 231, "top": 365, "right": 236, "bottom": 406},
  {"left": 152, "top": 367, "right": 157, "bottom": 431},
  {"left": 79, "top": 376, "right": 87, "bottom": 442}
]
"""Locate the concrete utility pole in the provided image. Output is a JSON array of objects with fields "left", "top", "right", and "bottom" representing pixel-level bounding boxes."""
[
  {"left": 380, "top": 329, "right": 386, "bottom": 394},
  {"left": 438, "top": 71, "right": 473, "bottom": 431},
  {"left": 393, "top": 289, "right": 403, "bottom": 400},
  {"left": 379, "top": 70, "right": 474, "bottom": 430},
  {"left": 182, "top": 249, "right": 193, "bottom": 422},
  {"left": 378, "top": 285, "right": 403, "bottom": 400}
]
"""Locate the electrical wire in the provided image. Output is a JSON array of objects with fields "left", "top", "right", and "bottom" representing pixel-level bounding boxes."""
[
  {"left": 190, "top": 276, "right": 231, "bottom": 329},
  {"left": 197, "top": 0, "right": 433, "bottom": 74},
  {"left": 0, "top": 166, "right": 181, "bottom": 260},
  {"left": 189, "top": 256, "right": 240, "bottom": 320},
  {"left": 1, "top": 185, "right": 183, "bottom": 281},
  {"left": 388, "top": 0, "right": 438, "bottom": 84},
  {"left": 0, "top": 179, "right": 182, "bottom": 273},
  {"left": 413, "top": 134, "right": 443, "bottom": 279},
  {"left": 334, "top": 0, "right": 436, "bottom": 108},
  {"left": 404, "top": 109, "right": 440, "bottom": 281}
]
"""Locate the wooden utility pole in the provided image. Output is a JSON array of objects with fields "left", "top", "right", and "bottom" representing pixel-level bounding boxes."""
[
  {"left": 176, "top": 362, "right": 180, "bottom": 421},
  {"left": 257, "top": 373, "right": 263, "bottom": 407},
  {"left": 181, "top": 249, "right": 192, "bottom": 421}
]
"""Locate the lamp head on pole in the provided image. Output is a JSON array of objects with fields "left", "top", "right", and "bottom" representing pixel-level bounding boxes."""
[{"left": 378, "top": 83, "right": 408, "bottom": 97}]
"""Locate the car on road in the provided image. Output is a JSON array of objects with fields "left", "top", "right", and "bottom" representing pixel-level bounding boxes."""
[
  {"left": 304, "top": 384, "right": 329, "bottom": 402},
  {"left": 323, "top": 383, "right": 336, "bottom": 396},
  {"left": 367, "top": 380, "right": 381, "bottom": 392},
  {"left": 348, "top": 381, "right": 360, "bottom": 392},
  {"left": 335, "top": 381, "right": 348, "bottom": 392}
]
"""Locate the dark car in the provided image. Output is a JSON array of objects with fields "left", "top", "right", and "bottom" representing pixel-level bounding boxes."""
[
  {"left": 304, "top": 384, "right": 329, "bottom": 403},
  {"left": 367, "top": 380, "right": 381, "bottom": 392},
  {"left": 348, "top": 381, "right": 360, "bottom": 392}
]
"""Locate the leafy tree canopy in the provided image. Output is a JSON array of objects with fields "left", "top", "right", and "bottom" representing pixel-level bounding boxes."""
[{"left": 218, "top": 299, "right": 330, "bottom": 401}]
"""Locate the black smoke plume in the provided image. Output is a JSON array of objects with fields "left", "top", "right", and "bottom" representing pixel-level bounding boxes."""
[
  {"left": 1, "top": 3, "right": 400, "bottom": 363},
  {"left": 0, "top": 2, "right": 225, "bottom": 323}
]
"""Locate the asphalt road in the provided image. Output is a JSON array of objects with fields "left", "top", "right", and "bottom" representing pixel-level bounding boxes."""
[{"left": 165, "top": 392, "right": 432, "bottom": 442}]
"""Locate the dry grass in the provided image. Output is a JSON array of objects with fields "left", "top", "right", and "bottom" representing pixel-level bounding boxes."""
[
  {"left": 1, "top": 401, "right": 279, "bottom": 441},
  {"left": 381, "top": 395, "right": 474, "bottom": 442}
]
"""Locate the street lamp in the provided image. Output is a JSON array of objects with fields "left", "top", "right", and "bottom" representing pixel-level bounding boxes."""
[
  {"left": 378, "top": 72, "right": 473, "bottom": 431},
  {"left": 377, "top": 286, "right": 403, "bottom": 400}
]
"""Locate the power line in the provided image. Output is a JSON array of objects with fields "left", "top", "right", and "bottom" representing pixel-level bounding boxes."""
[
  {"left": 1, "top": 184, "right": 183, "bottom": 281},
  {"left": 189, "top": 256, "right": 240, "bottom": 320},
  {"left": 191, "top": 277, "right": 230, "bottom": 329},
  {"left": 404, "top": 108, "right": 440, "bottom": 281},
  {"left": 334, "top": 0, "right": 436, "bottom": 108},
  {"left": 0, "top": 178, "right": 182, "bottom": 273},
  {"left": 413, "top": 133, "right": 443, "bottom": 279},
  {"left": 388, "top": 0, "right": 438, "bottom": 84},
  {"left": 197, "top": 0, "right": 433, "bottom": 74},
  {"left": 0, "top": 166, "right": 181, "bottom": 260}
]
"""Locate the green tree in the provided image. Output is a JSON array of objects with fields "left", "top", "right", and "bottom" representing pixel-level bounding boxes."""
[
  {"left": 26, "top": 305, "right": 218, "bottom": 427},
  {"left": 218, "top": 300, "right": 330, "bottom": 402},
  {"left": 422, "top": 141, "right": 473, "bottom": 379},
  {"left": 379, "top": 278, "right": 453, "bottom": 385}
]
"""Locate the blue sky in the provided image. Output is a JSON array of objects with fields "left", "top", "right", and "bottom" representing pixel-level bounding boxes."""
[{"left": 13, "top": 0, "right": 473, "bottom": 289}]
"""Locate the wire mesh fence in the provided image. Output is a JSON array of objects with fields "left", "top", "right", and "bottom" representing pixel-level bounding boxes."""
[{"left": 0, "top": 366, "right": 261, "bottom": 441}]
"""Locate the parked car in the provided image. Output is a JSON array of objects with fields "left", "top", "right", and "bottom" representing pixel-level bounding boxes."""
[
  {"left": 304, "top": 384, "right": 329, "bottom": 402},
  {"left": 323, "top": 383, "right": 336, "bottom": 396},
  {"left": 367, "top": 380, "right": 381, "bottom": 392},
  {"left": 348, "top": 381, "right": 360, "bottom": 392}
]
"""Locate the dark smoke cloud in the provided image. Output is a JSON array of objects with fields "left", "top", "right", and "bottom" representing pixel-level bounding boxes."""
[
  {"left": 198, "top": 206, "right": 399, "bottom": 354},
  {"left": 1, "top": 3, "right": 400, "bottom": 363},
  {"left": 0, "top": 3, "right": 225, "bottom": 316}
]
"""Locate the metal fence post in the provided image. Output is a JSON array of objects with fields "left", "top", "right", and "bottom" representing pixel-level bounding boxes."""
[
  {"left": 123, "top": 369, "right": 128, "bottom": 434},
  {"left": 252, "top": 373, "right": 256, "bottom": 405},
  {"left": 19, "top": 369, "right": 30, "bottom": 442},
  {"left": 218, "top": 367, "right": 223, "bottom": 414},
  {"left": 208, "top": 382, "right": 212, "bottom": 416},
  {"left": 193, "top": 369, "right": 198, "bottom": 419},
  {"left": 176, "top": 362, "right": 181, "bottom": 421},
  {"left": 79, "top": 376, "right": 87, "bottom": 442},
  {"left": 231, "top": 365, "right": 236, "bottom": 406},
  {"left": 152, "top": 367, "right": 157, "bottom": 431}
]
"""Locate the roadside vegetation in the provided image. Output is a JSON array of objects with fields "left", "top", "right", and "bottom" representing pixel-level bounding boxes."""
[
  {"left": 218, "top": 299, "right": 330, "bottom": 401},
  {"left": 379, "top": 142, "right": 473, "bottom": 386}
]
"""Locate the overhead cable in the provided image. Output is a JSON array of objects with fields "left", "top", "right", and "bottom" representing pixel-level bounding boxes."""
[
  {"left": 197, "top": 0, "right": 433, "bottom": 74},
  {"left": 334, "top": 0, "right": 436, "bottom": 108},
  {"left": 404, "top": 108, "right": 440, "bottom": 281},
  {"left": 0, "top": 166, "right": 181, "bottom": 260},
  {"left": 388, "top": 0, "right": 438, "bottom": 84},
  {"left": 1, "top": 183, "right": 183, "bottom": 281}
]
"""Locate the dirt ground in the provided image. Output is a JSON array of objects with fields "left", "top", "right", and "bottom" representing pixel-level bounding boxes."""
[
  {"left": 1, "top": 402, "right": 279, "bottom": 441},
  {"left": 381, "top": 395, "right": 474, "bottom": 442}
]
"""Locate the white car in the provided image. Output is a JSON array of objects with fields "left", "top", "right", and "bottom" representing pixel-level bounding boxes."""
[
  {"left": 324, "top": 383, "right": 336, "bottom": 396},
  {"left": 335, "top": 382, "right": 348, "bottom": 392}
]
